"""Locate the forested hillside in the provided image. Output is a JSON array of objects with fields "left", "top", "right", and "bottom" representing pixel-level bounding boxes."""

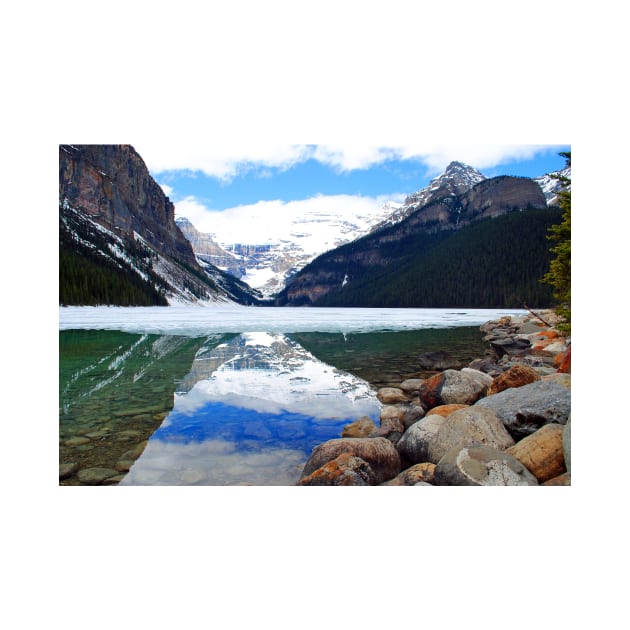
[
  {"left": 59, "top": 206, "right": 168, "bottom": 306},
  {"left": 290, "top": 208, "right": 562, "bottom": 308}
]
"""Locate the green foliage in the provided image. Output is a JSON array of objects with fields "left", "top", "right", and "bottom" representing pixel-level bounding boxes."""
[
  {"left": 542, "top": 152, "right": 571, "bottom": 332},
  {"left": 59, "top": 205, "right": 168, "bottom": 306},
  {"left": 310, "top": 208, "right": 562, "bottom": 308}
]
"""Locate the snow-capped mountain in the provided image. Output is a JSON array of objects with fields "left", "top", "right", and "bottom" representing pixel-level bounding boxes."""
[
  {"left": 177, "top": 198, "right": 402, "bottom": 298},
  {"left": 369, "top": 161, "right": 487, "bottom": 232},
  {"left": 534, "top": 166, "right": 571, "bottom": 206}
]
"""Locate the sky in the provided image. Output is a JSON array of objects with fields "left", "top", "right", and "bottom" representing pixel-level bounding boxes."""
[{"left": 135, "top": 143, "right": 571, "bottom": 234}]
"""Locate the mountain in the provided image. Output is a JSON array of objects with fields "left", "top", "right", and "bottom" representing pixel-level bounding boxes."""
[
  {"left": 275, "top": 165, "right": 554, "bottom": 307},
  {"left": 369, "top": 161, "right": 487, "bottom": 232},
  {"left": 177, "top": 198, "right": 403, "bottom": 298},
  {"left": 534, "top": 166, "right": 572, "bottom": 206},
  {"left": 59, "top": 144, "right": 261, "bottom": 306}
]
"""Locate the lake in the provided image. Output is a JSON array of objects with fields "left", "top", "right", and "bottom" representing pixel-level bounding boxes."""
[{"left": 59, "top": 306, "right": 523, "bottom": 485}]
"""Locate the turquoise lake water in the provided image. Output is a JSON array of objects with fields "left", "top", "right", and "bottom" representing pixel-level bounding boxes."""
[{"left": 59, "top": 306, "right": 519, "bottom": 485}]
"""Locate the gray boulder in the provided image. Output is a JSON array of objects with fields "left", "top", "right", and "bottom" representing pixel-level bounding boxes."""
[
  {"left": 475, "top": 380, "right": 571, "bottom": 439},
  {"left": 419, "top": 369, "right": 490, "bottom": 409},
  {"left": 434, "top": 445, "right": 539, "bottom": 486},
  {"left": 396, "top": 413, "right": 446, "bottom": 464},
  {"left": 397, "top": 406, "right": 514, "bottom": 465}
]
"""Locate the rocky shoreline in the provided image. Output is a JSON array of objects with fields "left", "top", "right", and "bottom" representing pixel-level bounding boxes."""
[{"left": 297, "top": 309, "right": 571, "bottom": 486}]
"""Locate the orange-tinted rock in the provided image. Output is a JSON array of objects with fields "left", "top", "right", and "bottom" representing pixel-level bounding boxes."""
[
  {"left": 557, "top": 344, "right": 571, "bottom": 373},
  {"left": 487, "top": 364, "right": 540, "bottom": 395},
  {"left": 426, "top": 404, "right": 469, "bottom": 417},
  {"left": 402, "top": 462, "right": 436, "bottom": 485},
  {"left": 300, "top": 437, "right": 401, "bottom": 484},
  {"left": 542, "top": 472, "right": 571, "bottom": 486},
  {"left": 381, "top": 462, "right": 436, "bottom": 486},
  {"left": 297, "top": 453, "right": 376, "bottom": 486},
  {"left": 506, "top": 423, "right": 565, "bottom": 483}
]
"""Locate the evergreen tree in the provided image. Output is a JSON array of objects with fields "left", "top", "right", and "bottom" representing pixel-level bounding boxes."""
[{"left": 542, "top": 151, "right": 571, "bottom": 332}]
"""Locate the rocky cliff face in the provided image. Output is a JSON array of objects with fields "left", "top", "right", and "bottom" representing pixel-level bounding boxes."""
[
  {"left": 60, "top": 144, "right": 195, "bottom": 265},
  {"left": 59, "top": 144, "right": 260, "bottom": 305},
  {"left": 175, "top": 217, "right": 245, "bottom": 277}
]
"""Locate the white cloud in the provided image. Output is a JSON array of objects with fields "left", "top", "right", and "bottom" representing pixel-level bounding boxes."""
[
  {"left": 172, "top": 192, "right": 405, "bottom": 249},
  {"left": 159, "top": 183, "right": 174, "bottom": 197},
  {"left": 139, "top": 142, "right": 562, "bottom": 181}
]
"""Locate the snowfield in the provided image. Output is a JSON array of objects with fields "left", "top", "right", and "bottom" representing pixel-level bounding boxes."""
[{"left": 59, "top": 305, "right": 526, "bottom": 336}]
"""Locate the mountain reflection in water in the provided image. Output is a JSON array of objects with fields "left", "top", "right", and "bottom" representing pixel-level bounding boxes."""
[
  {"left": 60, "top": 325, "right": 487, "bottom": 485},
  {"left": 120, "top": 332, "right": 380, "bottom": 485}
]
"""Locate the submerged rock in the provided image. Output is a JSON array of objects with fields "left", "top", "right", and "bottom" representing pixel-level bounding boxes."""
[
  {"left": 417, "top": 350, "right": 464, "bottom": 371},
  {"left": 59, "top": 462, "right": 79, "bottom": 480},
  {"left": 77, "top": 467, "right": 120, "bottom": 485}
]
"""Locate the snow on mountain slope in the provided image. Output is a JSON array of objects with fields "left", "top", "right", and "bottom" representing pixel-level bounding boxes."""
[
  {"left": 534, "top": 166, "right": 571, "bottom": 206},
  {"left": 177, "top": 195, "right": 402, "bottom": 298}
]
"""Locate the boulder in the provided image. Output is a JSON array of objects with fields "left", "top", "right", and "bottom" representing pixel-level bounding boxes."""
[
  {"left": 563, "top": 416, "right": 571, "bottom": 473},
  {"left": 419, "top": 369, "right": 489, "bottom": 409},
  {"left": 398, "top": 404, "right": 426, "bottom": 429},
  {"left": 380, "top": 406, "right": 404, "bottom": 422},
  {"left": 417, "top": 350, "right": 464, "bottom": 371},
  {"left": 380, "top": 463, "right": 436, "bottom": 486},
  {"left": 467, "top": 358, "right": 504, "bottom": 377},
  {"left": 297, "top": 453, "right": 377, "bottom": 486},
  {"left": 434, "top": 445, "right": 539, "bottom": 486},
  {"left": 377, "top": 387, "right": 409, "bottom": 404},
  {"left": 342, "top": 416, "right": 378, "bottom": 438},
  {"left": 461, "top": 368, "right": 493, "bottom": 392},
  {"left": 542, "top": 472, "right": 571, "bottom": 486},
  {"left": 428, "top": 406, "right": 515, "bottom": 463},
  {"left": 396, "top": 414, "right": 446, "bottom": 464},
  {"left": 506, "top": 423, "right": 565, "bottom": 483},
  {"left": 475, "top": 380, "right": 571, "bottom": 439},
  {"left": 557, "top": 344, "right": 571, "bottom": 374},
  {"left": 402, "top": 462, "right": 436, "bottom": 485},
  {"left": 300, "top": 437, "right": 401, "bottom": 484},
  {"left": 397, "top": 405, "right": 514, "bottom": 467},
  {"left": 541, "top": 373, "right": 571, "bottom": 389},
  {"left": 487, "top": 364, "right": 541, "bottom": 395},
  {"left": 489, "top": 336, "right": 532, "bottom": 358},
  {"left": 426, "top": 403, "right": 469, "bottom": 417},
  {"left": 399, "top": 379, "right": 424, "bottom": 393},
  {"left": 371, "top": 416, "right": 405, "bottom": 445}
]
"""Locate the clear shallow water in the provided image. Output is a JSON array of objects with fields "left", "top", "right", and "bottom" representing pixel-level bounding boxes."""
[{"left": 59, "top": 306, "right": 524, "bottom": 485}]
